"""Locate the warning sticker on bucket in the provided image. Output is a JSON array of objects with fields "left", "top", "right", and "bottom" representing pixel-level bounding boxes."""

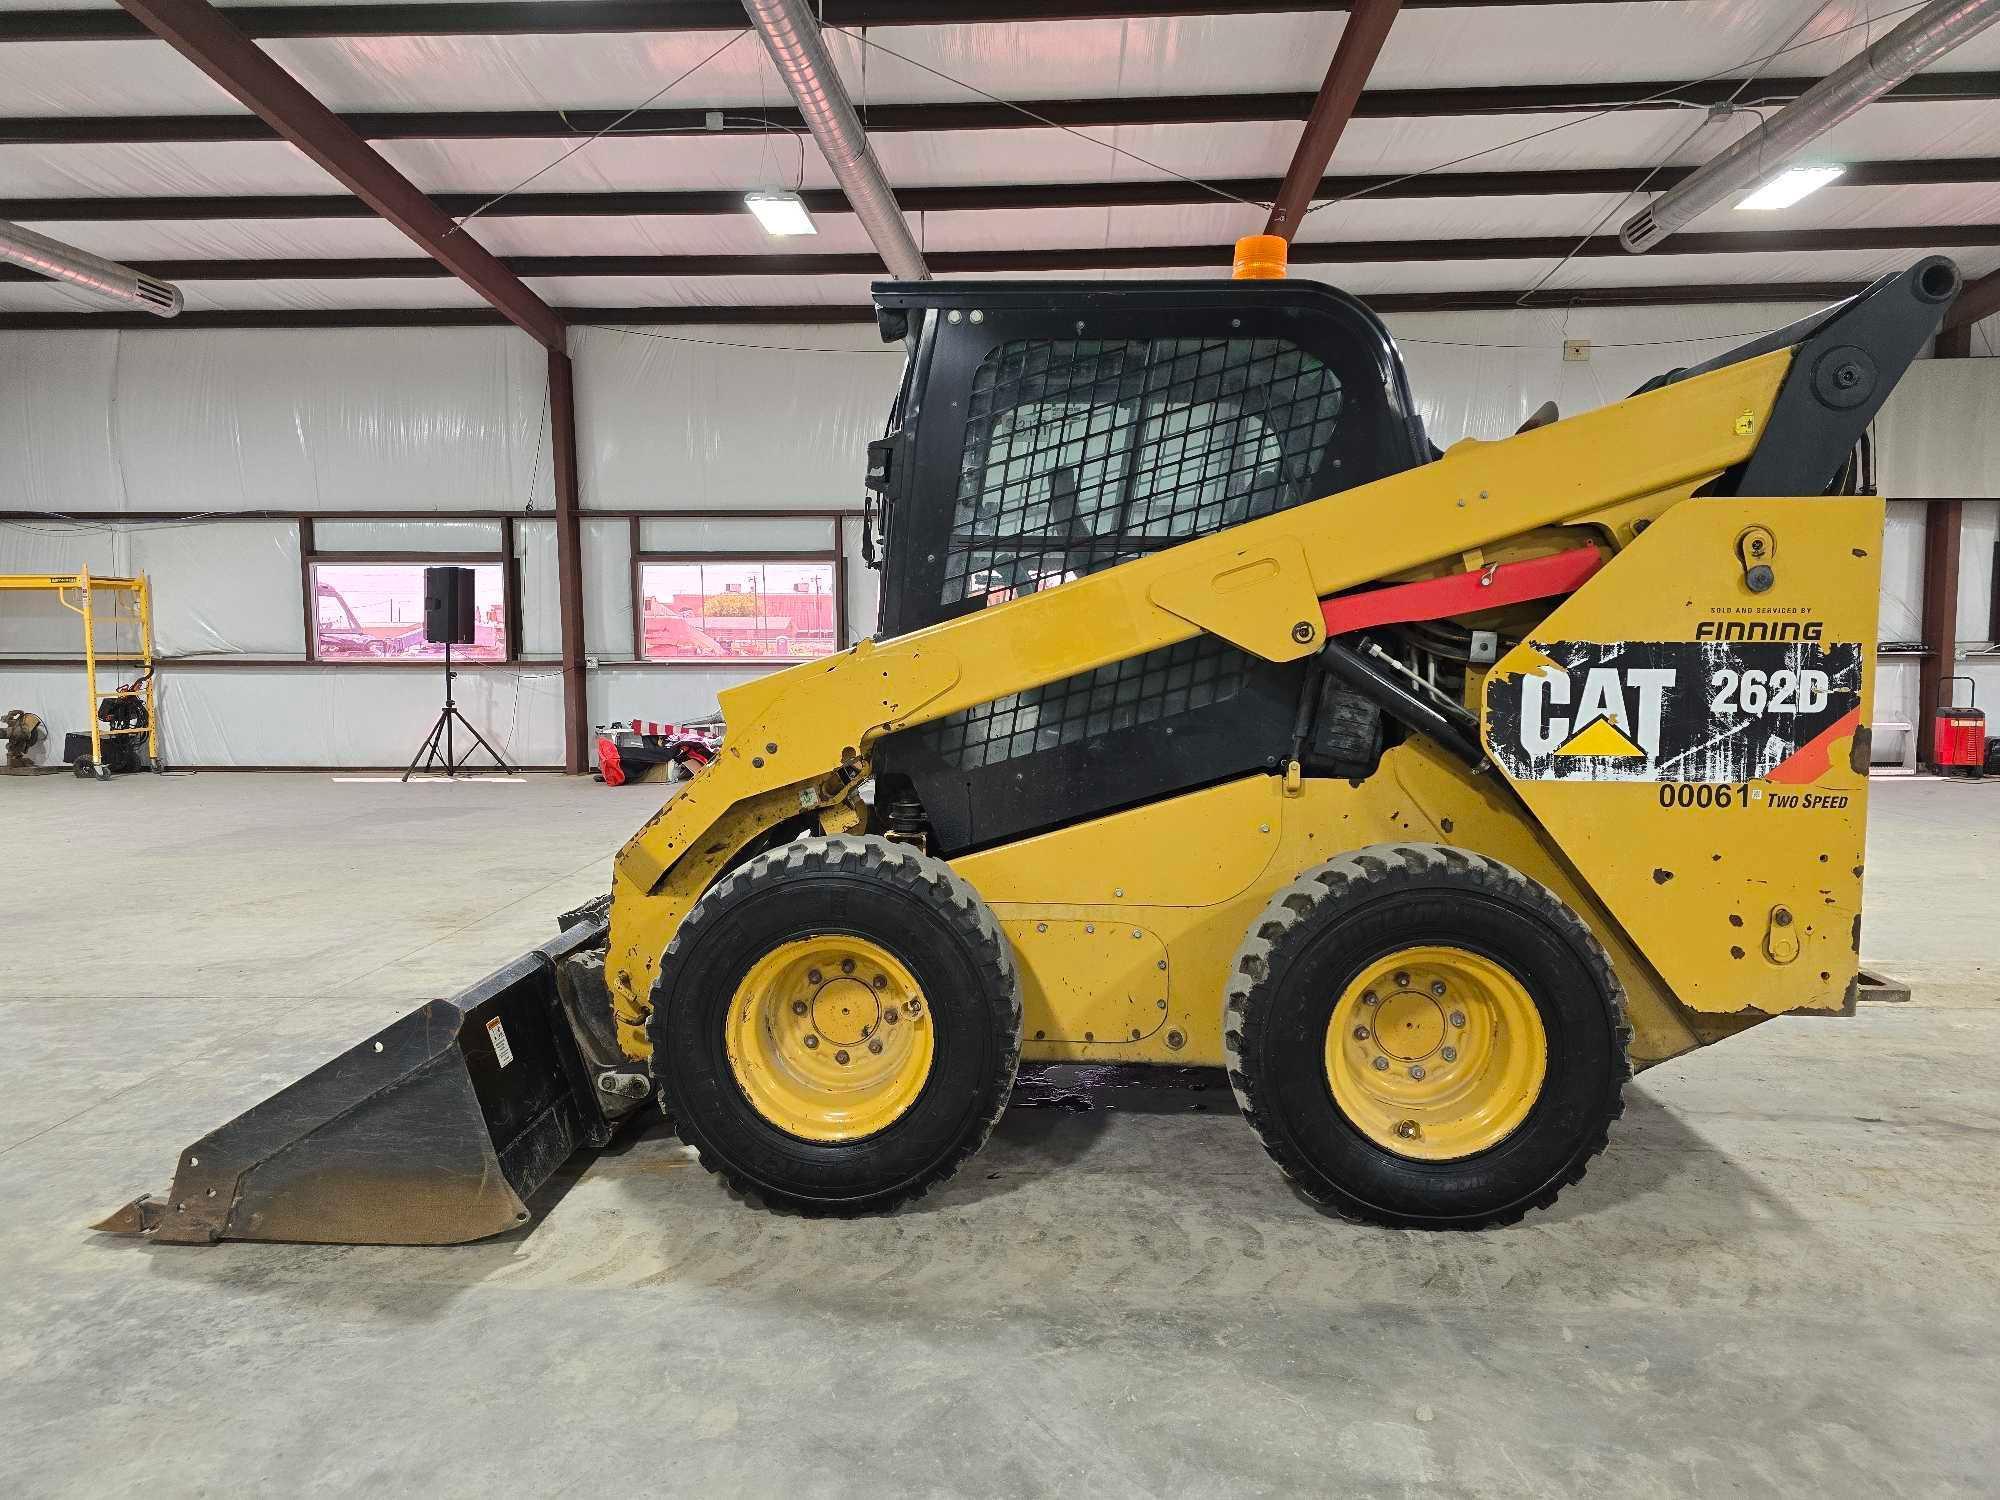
[
  {"left": 486, "top": 1016, "right": 515, "bottom": 1068},
  {"left": 1485, "top": 639, "right": 1864, "bottom": 783}
]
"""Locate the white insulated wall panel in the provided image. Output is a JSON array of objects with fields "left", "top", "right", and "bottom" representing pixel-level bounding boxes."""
[
  {"left": 0, "top": 522, "right": 124, "bottom": 655},
  {"left": 131, "top": 521, "right": 305, "bottom": 656},
  {"left": 0, "top": 327, "right": 551, "bottom": 513},
  {"left": 516, "top": 519, "right": 559, "bottom": 659},
  {"left": 1959, "top": 501, "right": 1998, "bottom": 647},
  {"left": 572, "top": 324, "right": 904, "bottom": 511},
  {"left": 312, "top": 519, "right": 505, "bottom": 553},
  {"left": 588, "top": 666, "right": 740, "bottom": 734},
  {"left": 638, "top": 516, "right": 837, "bottom": 553},
  {"left": 582, "top": 518, "right": 632, "bottom": 660},
  {"left": 1880, "top": 502, "right": 1926, "bottom": 645},
  {"left": 842, "top": 516, "right": 881, "bottom": 643},
  {"left": 1876, "top": 361, "right": 2000, "bottom": 500},
  {"left": 0, "top": 664, "right": 566, "bottom": 768}
]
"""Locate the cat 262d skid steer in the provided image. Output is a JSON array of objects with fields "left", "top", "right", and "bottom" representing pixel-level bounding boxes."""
[{"left": 100, "top": 248, "right": 1961, "bottom": 1242}]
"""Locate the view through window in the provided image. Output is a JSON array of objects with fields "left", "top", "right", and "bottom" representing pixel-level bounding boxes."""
[
  {"left": 310, "top": 562, "right": 506, "bottom": 662},
  {"left": 639, "top": 559, "right": 837, "bottom": 663}
]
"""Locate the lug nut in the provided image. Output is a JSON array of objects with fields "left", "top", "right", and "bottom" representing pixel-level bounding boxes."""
[
  {"left": 868, "top": 1039, "right": 884, "bottom": 1055},
  {"left": 1449, "top": 1011, "right": 1466, "bottom": 1028},
  {"left": 803, "top": 1035, "right": 819, "bottom": 1049},
  {"left": 834, "top": 1050, "right": 850, "bottom": 1066},
  {"left": 808, "top": 969, "right": 822, "bottom": 984},
  {"left": 1353, "top": 1025, "right": 1371, "bottom": 1041},
  {"left": 1441, "top": 1046, "right": 1458, "bottom": 1063},
  {"left": 1409, "top": 1064, "right": 1426, "bottom": 1080},
  {"left": 886, "top": 1009, "right": 900, "bottom": 1025},
  {"left": 1372, "top": 1057, "right": 1389, "bottom": 1072},
  {"left": 1394, "top": 971, "right": 1410, "bottom": 989},
  {"left": 907, "top": 999, "right": 923, "bottom": 1016},
  {"left": 1362, "top": 990, "right": 1378, "bottom": 1006},
  {"left": 792, "top": 1000, "right": 808, "bottom": 1016},
  {"left": 842, "top": 958, "right": 856, "bottom": 974},
  {"left": 873, "top": 974, "right": 888, "bottom": 989},
  {"left": 1430, "top": 980, "right": 1447, "bottom": 997},
  {"left": 1396, "top": 1120, "right": 1421, "bottom": 1141}
]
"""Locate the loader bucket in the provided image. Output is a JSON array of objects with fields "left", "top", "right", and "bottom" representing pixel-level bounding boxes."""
[{"left": 95, "top": 917, "right": 614, "bottom": 1246}]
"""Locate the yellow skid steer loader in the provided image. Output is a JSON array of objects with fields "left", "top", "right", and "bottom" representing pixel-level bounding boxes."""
[{"left": 99, "top": 252, "right": 1961, "bottom": 1242}]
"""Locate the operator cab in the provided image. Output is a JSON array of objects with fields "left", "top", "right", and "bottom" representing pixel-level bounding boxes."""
[
  {"left": 865, "top": 277, "right": 1430, "bottom": 637},
  {"left": 863, "top": 277, "right": 1432, "bottom": 855}
]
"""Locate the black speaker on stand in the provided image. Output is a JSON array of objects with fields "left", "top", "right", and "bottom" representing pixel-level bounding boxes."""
[{"left": 402, "top": 565, "right": 515, "bottom": 781}]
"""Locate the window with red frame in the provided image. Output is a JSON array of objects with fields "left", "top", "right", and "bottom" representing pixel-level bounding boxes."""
[
  {"left": 309, "top": 562, "right": 507, "bottom": 662},
  {"left": 638, "top": 558, "right": 838, "bottom": 663}
]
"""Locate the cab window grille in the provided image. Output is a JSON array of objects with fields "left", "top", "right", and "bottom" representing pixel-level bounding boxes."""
[
  {"left": 904, "top": 635, "right": 1249, "bottom": 770},
  {"left": 944, "top": 336, "right": 1344, "bottom": 609}
]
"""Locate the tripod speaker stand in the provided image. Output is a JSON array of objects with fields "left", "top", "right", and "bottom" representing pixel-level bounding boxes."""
[{"left": 403, "top": 566, "right": 514, "bottom": 781}]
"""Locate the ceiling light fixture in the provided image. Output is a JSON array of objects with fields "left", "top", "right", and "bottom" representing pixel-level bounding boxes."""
[
  {"left": 745, "top": 190, "right": 818, "bottom": 237},
  {"left": 1735, "top": 165, "right": 1847, "bottom": 212}
]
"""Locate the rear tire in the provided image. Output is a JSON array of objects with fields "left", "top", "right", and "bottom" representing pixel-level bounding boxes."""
[
  {"left": 1224, "top": 843, "right": 1628, "bottom": 1229},
  {"left": 650, "top": 835, "right": 1021, "bottom": 1215}
]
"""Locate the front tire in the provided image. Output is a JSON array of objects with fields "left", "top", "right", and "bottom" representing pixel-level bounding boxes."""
[
  {"left": 650, "top": 835, "right": 1022, "bottom": 1215},
  {"left": 1224, "top": 843, "right": 1628, "bottom": 1229}
]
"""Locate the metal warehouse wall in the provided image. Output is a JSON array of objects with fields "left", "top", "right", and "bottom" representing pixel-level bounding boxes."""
[
  {"left": 0, "top": 321, "right": 894, "bottom": 767},
  {"left": 0, "top": 308, "right": 1992, "bottom": 769}
]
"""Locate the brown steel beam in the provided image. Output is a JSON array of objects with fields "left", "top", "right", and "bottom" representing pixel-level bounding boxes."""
[
  {"left": 113, "top": 0, "right": 566, "bottom": 350},
  {"left": 15, "top": 72, "right": 1998, "bottom": 146},
  {"left": 548, "top": 348, "right": 589, "bottom": 774},
  {"left": 1935, "top": 323, "right": 1974, "bottom": 356},
  {"left": 0, "top": 281, "right": 1878, "bottom": 332},
  {"left": 13, "top": 223, "right": 1993, "bottom": 283},
  {"left": 0, "top": 1, "right": 1691, "bottom": 42},
  {"left": 1267, "top": 0, "right": 1401, "bottom": 238},
  {"left": 1919, "top": 500, "right": 1965, "bottom": 769},
  {"left": 12, "top": 157, "right": 2000, "bottom": 224}
]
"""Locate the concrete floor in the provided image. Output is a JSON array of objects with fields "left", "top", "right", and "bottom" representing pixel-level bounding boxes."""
[{"left": 3, "top": 772, "right": 1997, "bottom": 1498}]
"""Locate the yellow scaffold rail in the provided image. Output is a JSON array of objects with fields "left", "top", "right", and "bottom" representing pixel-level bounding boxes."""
[{"left": 0, "top": 569, "right": 158, "bottom": 774}]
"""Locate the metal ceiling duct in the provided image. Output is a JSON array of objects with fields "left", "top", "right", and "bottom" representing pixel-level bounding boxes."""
[
  {"left": 1621, "top": 0, "right": 2000, "bottom": 252},
  {"left": 740, "top": 0, "right": 929, "bottom": 281},
  {"left": 0, "top": 220, "right": 183, "bottom": 316}
]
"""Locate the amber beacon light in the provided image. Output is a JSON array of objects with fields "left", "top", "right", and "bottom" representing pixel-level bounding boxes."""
[{"left": 1232, "top": 234, "right": 1289, "bottom": 279}]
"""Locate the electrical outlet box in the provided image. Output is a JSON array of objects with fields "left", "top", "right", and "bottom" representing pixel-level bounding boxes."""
[{"left": 1563, "top": 339, "right": 1592, "bottom": 363}]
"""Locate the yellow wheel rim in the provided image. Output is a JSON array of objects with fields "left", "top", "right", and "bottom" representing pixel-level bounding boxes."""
[
  {"left": 726, "top": 936, "right": 934, "bottom": 1143},
  {"left": 1323, "top": 945, "right": 1547, "bottom": 1162}
]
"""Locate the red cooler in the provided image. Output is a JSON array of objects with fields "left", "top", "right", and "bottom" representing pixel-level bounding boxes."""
[{"left": 1933, "top": 676, "right": 1986, "bottom": 776}]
